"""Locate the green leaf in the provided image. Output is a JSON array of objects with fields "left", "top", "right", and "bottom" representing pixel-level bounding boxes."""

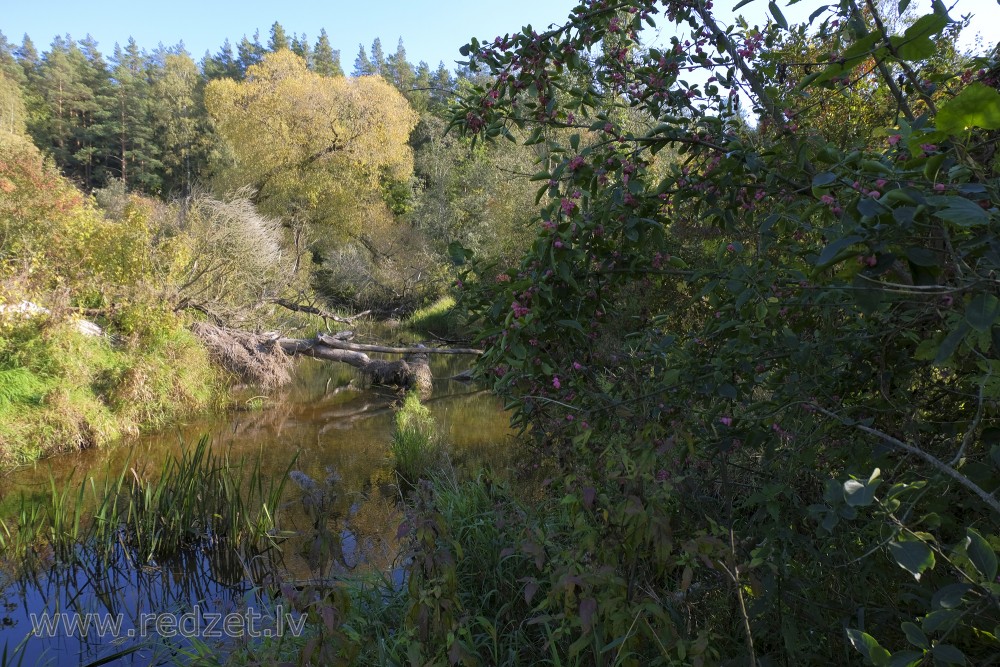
[
  {"left": 843, "top": 470, "right": 881, "bottom": 507},
  {"left": 966, "top": 527, "right": 998, "bottom": 581},
  {"left": 965, "top": 294, "right": 1000, "bottom": 333},
  {"left": 769, "top": 1, "right": 789, "bottom": 29},
  {"left": 897, "top": 0, "right": 912, "bottom": 13},
  {"left": 888, "top": 651, "right": 924, "bottom": 667},
  {"left": 923, "top": 609, "right": 960, "bottom": 634},
  {"left": 888, "top": 538, "right": 935, "bottom": 580},
  {"left": 812, "top": 171, "right": 837, "bottom": 187},
  {"left": 447, "top": 241, "right": 473, "bottom": 266},
  {"left": 570, "top": 133, "right": 580, "bottom": 151},
  {"left": 934, "top": 322, "right": 970, "bottom": 364},
  {"left": 817, "top": 235, "right": 864, "bottom": 267},
  {"left": 809, "top": 5, "right": 830, "bottom": 22},
  {"left": 732, "top": 0, "right": 758, "bottom": 10},
  {"left": 931, "top": 644, "right": 966, "bottom": 665},
  {"left": 905, "top": 247, "right": 938, "bottom": 267},
  {"left": 846, "top": 629, "right": 891, "bottom": 666},
  {"left": 556, "top": 319, "right": 585, "bottom": 333},
  {"left": 936, "top": 82, "right": 1000, "bottom": 134},
  {"left": 930, "top": 196, "right": 990, "bottom": 227},
  {"left": 931, "top": 583, "right": 971, "bottom": 609},
  {"left": 891, "top": 12, "right": 949, "bottom": 61},
  {"left": 901, "top": 621, "right": 929, "bottom": 649}
]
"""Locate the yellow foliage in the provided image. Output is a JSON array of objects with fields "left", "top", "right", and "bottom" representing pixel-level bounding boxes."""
[{"left": 205, "top": 50, "right": 418, "bottom": 238}]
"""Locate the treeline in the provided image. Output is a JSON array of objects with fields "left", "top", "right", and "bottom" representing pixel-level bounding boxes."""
[{"left": 0, "top": 23, "right": 457, "bottom": 196}]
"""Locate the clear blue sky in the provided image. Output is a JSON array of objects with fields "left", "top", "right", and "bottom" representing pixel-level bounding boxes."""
[
  {"left": 0, "top": 0, "right": 581, "bottom": 69},
  {"left": 2, "top": 0, "right": 996, "bottom": 70}
]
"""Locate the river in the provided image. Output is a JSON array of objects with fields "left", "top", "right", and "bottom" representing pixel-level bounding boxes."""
[{"left": 0, "top": 350, "right": 512, "bottom": 666}]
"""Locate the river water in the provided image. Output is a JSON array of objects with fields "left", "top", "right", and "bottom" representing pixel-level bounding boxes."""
[{"left": 0, "top": 350, "right": 512, "bottom": 665}]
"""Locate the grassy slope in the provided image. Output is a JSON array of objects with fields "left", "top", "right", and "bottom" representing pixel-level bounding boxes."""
[{"left": 0, "top": 316, "right": 220, "bottom": 466}]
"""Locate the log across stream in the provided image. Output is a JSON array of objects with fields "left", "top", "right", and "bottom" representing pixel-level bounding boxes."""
[{"left": 191, "top": 323, "right": 481, "bottom": 397}]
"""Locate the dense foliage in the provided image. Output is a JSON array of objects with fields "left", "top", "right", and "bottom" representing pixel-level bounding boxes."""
[{"left": 433, "top": 0, "right": 1000, "bottom": 664}]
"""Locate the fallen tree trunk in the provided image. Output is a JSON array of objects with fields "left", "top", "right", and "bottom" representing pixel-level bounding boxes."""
[
  {"left": 278, "top": 336, "right": 436, "bottom": 396},
  {"left": 313, "top": 333, "right": 483, "bottom": 356},
  {"left": 271, "top": 299, "right": 372, "bottom": 324},
  {"left": 193, "top": 323, "right": 480, "bottom": 397}
]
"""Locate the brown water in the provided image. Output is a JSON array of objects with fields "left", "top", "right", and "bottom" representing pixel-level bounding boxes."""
[{"left": 0, "top": 348, "right": 513, "bottom": 665}]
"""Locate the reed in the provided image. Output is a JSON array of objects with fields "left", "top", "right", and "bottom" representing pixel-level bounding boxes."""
[
  {"left": 389, "top": 392, "right": 445, "bottom": 485},
  {"left": 0, "top": 436, "right": 294, "bottom": 568}
]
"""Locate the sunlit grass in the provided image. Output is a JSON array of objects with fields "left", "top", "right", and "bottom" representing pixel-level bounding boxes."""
[{"left": 389, "top": 391, "right": 445, "bottom": 485}]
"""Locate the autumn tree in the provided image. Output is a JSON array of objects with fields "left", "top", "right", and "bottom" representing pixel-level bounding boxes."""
[{"left": 205, "top": 50, "right": 418, "bottom": 249}]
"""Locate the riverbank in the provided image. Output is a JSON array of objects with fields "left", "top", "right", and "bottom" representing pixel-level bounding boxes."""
[{"left": 0, "top": 310, "right": 223, "bottom": 467}]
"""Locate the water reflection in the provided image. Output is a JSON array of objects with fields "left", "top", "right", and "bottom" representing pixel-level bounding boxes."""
[{"left": 0, "top": 353, "right": 512, "bottom": 665}]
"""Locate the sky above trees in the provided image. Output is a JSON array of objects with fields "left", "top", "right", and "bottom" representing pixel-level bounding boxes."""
[
  {"left": 3, "top": 0, "right": 995, "bottom": 76},
  {"left": 1, "top": 0, "right": 580, "bottom": 70}
]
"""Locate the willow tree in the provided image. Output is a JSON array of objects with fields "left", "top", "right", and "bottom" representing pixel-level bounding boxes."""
[{"left": 204, "top": 50, "right": 418, "bottom": 253}]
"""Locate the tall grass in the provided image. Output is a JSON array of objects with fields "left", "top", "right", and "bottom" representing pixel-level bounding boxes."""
[
  {"left": 389, "top": 392, "right": 444, "bottom": 484},
  {"left": 0, "top": 317, "right": 222, "bottom": 466},
  {"left": 0, "top": 436, "right": 293, "bottom": 568}
]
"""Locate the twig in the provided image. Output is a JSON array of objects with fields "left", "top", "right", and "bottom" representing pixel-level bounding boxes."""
[{"left": 812, "top": 404, "right": 1000, "bottom": 515}]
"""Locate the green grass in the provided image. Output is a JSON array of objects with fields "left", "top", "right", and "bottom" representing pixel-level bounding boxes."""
[
  {"left": 227, "top": 472, "right": 555, "bottom": 666},
  {"left": 0, "top": 316, "right": 222, "bottom": 467},
  {"left": 389, "top": 391, "right": 445, "bottom": 484},
  {"left": 406, "top": 295, "right": 463, "bottom": 338}
]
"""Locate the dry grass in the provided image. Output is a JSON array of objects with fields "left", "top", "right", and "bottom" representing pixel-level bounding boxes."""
[{"left": 191, "top": 322, "right": 292, "bottom": 390}]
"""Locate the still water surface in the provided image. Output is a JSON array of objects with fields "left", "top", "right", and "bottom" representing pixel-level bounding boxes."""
[{"left": 0, "top": 352, "right": 512, "bottom": 665}]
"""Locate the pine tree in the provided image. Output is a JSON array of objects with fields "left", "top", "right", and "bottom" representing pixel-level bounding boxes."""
[
  {"left": 291, "top": 33, "right": 313, "bottom": 68},
  {"left": 268, "top": 22, "right": 289, "bottom": 52},
  {"left": 386, "top": 38, "right": 414, "bottom": 92},
  {"left": 370, "top": 38, "right": 386, "bottom": 76},
  {"left": 0, "top": 31, "right": 24, "bottom": 84},
  {"left": 313, "top": 29, "right": 343, "bottom": 77},
  {"left": 411, "top": 60, "right": 432, "bottom": 112},
  {"left": 430, "top": 62, "right": 453, "bottom": 108},
  {"left": 203, "top": 39, "right": 240, "bottom": 80},
  {"left": 237, "top": 32, "right": 265, "bottom": 76},
  {"left": 34, "top": 35, "right": 113, "bottom": 187},
  {"left": 150, "top": 51, "right": 210, "bottom": 195},
  {"left": 109, "top": 38, "right": 161, "bottom": 191},
  {"left": 15, "top": 34, "right": 39, "bottom": 72},
  {"left": 353, "top": 43, "right": 375, "bottom": 77}
]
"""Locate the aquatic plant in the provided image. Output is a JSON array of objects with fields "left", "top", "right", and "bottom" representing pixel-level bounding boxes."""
[
  {"left": 0, "top": 437, "right": 293, "bottom": 567},
  {"left": 389, "top": 392, "right": 444, "bottom": 485}
]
